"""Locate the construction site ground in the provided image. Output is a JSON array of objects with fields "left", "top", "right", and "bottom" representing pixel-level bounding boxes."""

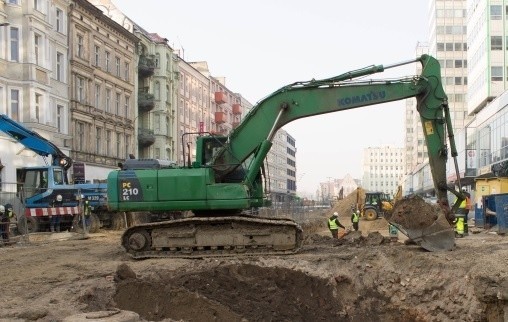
[{"left": 0, "top": 192, "right": 507, "bottom": 322}]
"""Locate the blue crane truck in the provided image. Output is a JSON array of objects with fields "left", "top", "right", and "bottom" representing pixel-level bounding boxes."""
[{"left": 0, "top": 114, "right": 113, "bottom": 233}]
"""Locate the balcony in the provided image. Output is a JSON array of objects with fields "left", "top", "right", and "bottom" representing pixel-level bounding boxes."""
[
  {"left": 215, "top": 111, "right": 226, "bottom": 124},
  {"left": 232, "top": 103, "right": 242, "bottom": 115},
  {"left": 138, "top": 127, "right": 155, "bottom": 147},
  {"left": 138, "top": 89, "right": 155, "bottom": 112},
  {"left": 138, "top": 55, "right": 155, "bottom": 78},
  {"left": 214, "top": 92, "right": 228, "bottom": 104}
]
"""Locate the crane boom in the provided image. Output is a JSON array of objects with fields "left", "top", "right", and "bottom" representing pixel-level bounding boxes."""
[{"left": 0, "top": 114, "right": 72, "bottom": 170}]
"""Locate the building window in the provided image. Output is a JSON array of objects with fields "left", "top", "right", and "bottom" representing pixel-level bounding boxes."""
[
  {"left": 124, "top": 62, "right": 130, "bottom": 81},
  {"left": 124, "top": 96, "right": 130, "bottom": 117},
  {"left": 116, "top": 93, "right": 120, "bottom": 115},
  {"left": 155, "top": 148, "right": 160, "bottom": 159},
  {"left": 492, "top": 66, "right": 503, "bottom": 81},
  {"left": 10, "top": 27, "right": 19, "bottom": 62},
  {"left": 94, "top": 46, "right": 100, "bottom": 66},
  {"left": 491, "top": 36, "right": 502, "bottom": 50},
  {"left": 56, "top": 52, "right": 64, "bottom": 81},
  {"left": 10, "top": 89, "right": 19, "bottom": 121},
  {"left": 76, "top": 77, "right": 85, "bottom": 102},
  {"left": 56, "top": 8, "right": 63, "bottom": 33},
  {"left": 154, "top": 81, "right": 160, "bottom": 100},
  {"left": 96, "top": 127, "right": 102, "bottom": 154},
  {"left": 106, "top": 130, "right": 112, "bottom": 155},
  {"left": 106, "top": 89, "right": 111, "bottom": 112},
  {"left": 77, "top": 122, "right": 84, "bottom": 151},
  {"left": 77, "top": 35, "right": 83, "bottom": 58},
  {"left": 116, "top": 132, "right": 121, "bottom": 158},
  {"left": 115, "top": 56, "right": 120, "bottom": 77},
  {"left": 95, "top": 84, "right": 101, "bottom": 109},
  {"left": 125, "top": 135, "right": 131, "bottom": 158},
  {"left": 34, "top": 34, "right": 41, "bottom": 65},
  {"left": 56, "top": 105, "right": 63, "bottom": 133},
  {"left": 491, "top": 5, "right": 502, "bottom": 20},
  {"left": 34, "top": 93, "right": 41, "bottom": 122},
  {"left": 105, "top": 51, "right": 110, "bottom": 72}
]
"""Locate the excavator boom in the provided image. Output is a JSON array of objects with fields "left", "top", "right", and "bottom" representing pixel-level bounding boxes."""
[{"left": 109, "top": 54, "right": 460, "bottom": 258}]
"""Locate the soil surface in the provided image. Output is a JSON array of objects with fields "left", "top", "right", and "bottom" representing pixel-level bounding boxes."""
[{"left": 0, "top": 192, "right": 507, "bottom": 322}]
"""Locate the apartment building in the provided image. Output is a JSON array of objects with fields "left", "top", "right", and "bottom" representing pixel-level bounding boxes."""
[
  {"left": 362, "top": 146, "right": 405, "bottom": 195},
  {"left": 0, "top": 0, "right": 71, "bottom": 187},
  {"left": 176, "top": 60, "right": 212, "bottom": 165},
  {"left": 134, "top": 27, "right": 179, "bottom": 161},
  {"left": 265, "top": 129, "right": 297, "bottom": 203},
  {"left": 405, "top": 1, "right": 469, "bottom": 176},
  {"left": 68, "top": 0, "right": 138, "bottom": 182},
  {"left": 464, "top": 0, "right": 508, "bottom": 178},
  {"left": 467, "top": 0, "right": 508, "bottom": 112}
]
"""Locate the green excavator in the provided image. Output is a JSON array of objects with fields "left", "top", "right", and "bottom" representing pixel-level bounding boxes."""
[{"left": 107, "top": 54, "right": 464, "bottom": 258}]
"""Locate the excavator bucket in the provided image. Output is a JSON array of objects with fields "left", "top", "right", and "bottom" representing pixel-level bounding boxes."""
[{"left": 385, "top": 195, "right": 455, "bottom": 252}]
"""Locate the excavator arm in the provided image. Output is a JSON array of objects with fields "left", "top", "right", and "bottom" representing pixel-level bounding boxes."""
[{"left": 214, "top": 55, "right": 457, "bottom": 217}]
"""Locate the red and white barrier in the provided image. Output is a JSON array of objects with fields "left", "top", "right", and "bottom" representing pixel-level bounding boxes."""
[{"left": 24, "top": 207, "right": 80, "bottom": 217}]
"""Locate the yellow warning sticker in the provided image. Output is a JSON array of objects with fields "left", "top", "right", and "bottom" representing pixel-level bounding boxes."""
[{"left": 424, "top": 121, "right": 434, "bottom": 135}]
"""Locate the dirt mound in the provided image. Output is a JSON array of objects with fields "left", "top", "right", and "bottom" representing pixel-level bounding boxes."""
[
  {"left": 331, "top": 188, "right": 365, "bottom": 217},
  {"left": 387, "top": 195, "right": 441, "bottom": 229}
]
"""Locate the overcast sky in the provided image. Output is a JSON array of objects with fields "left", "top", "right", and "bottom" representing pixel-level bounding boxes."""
[{"left": 113, "top": 0, "right": 430, "bottom": 198}]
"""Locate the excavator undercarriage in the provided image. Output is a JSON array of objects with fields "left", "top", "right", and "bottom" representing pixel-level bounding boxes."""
[{"left": 122, "top": 215, "right": 304, "bottom": 259}]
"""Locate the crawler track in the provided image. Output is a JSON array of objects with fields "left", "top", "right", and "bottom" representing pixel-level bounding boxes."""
[{"left": 122, "top": 215, "right": 304, "bottom": 259}]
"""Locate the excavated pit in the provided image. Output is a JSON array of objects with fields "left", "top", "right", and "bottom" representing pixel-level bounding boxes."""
[{"left": 83, "top": 263, "right": 424, "bottom": 322}]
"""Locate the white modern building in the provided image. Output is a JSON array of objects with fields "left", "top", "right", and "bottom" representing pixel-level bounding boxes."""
[{"left": 362, "top": 146, "right": 405, "bottom": 195}]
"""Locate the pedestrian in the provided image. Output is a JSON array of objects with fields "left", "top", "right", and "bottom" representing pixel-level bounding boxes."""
[
  {"left": 454, "top": 187, "right": 471, "bottom": 236},
  {"left": 454, "top": 216, "right": 465, "bottom": 238},
  {"left": 50, "top": 195, "right": 63, "bottom": 233},
  {"left": 0, "top": 205, "right": 9, "bottom": 242},
  {"left": 83, "top": 198, "right": 92, "bottom": 229},
  {"left": 327, "top": 212, "right": 345, "bottom": 239},
  {"left": 351, "top": 209, "right": 360, "bottom": 231}
]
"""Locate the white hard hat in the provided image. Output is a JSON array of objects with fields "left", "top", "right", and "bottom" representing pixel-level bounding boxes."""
[
  {"left": 0, "top": 205, "right": 4, "bottom": 213},
  {"left": 333, "top": 212, "right": 338, "bottom": 216},
  {"left": 56, "top": 194, "right": 63, "bottom": 202},
  {"left": 461, "top": 187, "right": 467, "bottom": 192}
]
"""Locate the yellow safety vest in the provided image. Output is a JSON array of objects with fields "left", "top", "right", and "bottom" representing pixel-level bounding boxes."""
[
  {"left": 352, "top": 212, "right": 359, "bottom": 223},
  {"left": 456, "top": 217, "right": 464, "bottom": 234},
  {"left": 454, "top": 197, "right": 467, "bottom": 209},
  {"left": 328, "top": 218, "right": 339, "bottom": 230}
]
